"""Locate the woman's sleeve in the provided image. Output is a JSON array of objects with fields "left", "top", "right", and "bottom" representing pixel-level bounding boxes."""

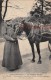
[{"left": 2, "top": 23, "right": 14, "bottom": 41}]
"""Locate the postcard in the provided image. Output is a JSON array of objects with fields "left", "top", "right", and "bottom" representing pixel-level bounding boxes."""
[{"left": 0, "top": 0, "right": 51, "bottom": 80}]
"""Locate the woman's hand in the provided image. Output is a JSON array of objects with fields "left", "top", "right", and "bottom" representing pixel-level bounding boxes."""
[
  {"left": 11, "top": 38, "right": 18, "bottom": 43},
  {"left": 11, "top": 38, "right": 15, "bottom": 42}
]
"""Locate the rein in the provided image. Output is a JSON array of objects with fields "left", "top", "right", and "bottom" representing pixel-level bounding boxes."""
[
  {"left": 18, "top": 32, "right": 51, "bottom": 40},
  {"left": 34, "top": 32, "right": 51, "bottom": 39},
  {"left": 18, "top": 29, "right": 51, "bottom": 40}
]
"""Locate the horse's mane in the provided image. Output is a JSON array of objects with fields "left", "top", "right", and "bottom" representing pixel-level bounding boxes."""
[{"left": 23, "top": 21, "right": 34, "bottom": 30}]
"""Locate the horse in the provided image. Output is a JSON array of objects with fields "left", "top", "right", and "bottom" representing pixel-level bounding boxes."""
[{"left": 17, "top": 20, "right": 51, "bottom": 64}]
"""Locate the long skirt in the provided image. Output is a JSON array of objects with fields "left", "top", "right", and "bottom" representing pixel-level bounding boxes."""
[{"left": 2, "top": 40, "right": 22, "bottom": 71}]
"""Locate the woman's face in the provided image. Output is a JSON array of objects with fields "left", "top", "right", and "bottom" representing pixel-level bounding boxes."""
[{"left": 6, "top": 21, "right": 12, "bottom": 28}]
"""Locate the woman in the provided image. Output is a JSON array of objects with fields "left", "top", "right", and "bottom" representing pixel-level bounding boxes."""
[{"left": 2, "top": 21, "right": 22, "bottom": 71}]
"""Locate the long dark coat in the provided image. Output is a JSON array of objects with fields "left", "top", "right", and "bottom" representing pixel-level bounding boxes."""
[{"left": 2, "top": 22, "right": 22, "bottom": 71}]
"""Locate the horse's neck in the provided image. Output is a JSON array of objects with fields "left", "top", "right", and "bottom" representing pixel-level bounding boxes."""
[
  {"left": 24, "top": 22, "right": 30, "bottom": 36},
  {"left": 24, "top": 27, "right": 30, "bottom": 36}
]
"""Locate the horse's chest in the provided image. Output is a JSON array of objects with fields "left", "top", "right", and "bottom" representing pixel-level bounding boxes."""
[
  {"left": 29, "top": 29, "right": 40, "bottom": 43},
  {"left": 34, "top": 29, "right": 40, "bottom": 33}
]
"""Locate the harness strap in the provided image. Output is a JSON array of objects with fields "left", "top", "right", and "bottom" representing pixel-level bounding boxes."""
[{"left": 17, "top": 30, "right": 51, "bottom": 40}]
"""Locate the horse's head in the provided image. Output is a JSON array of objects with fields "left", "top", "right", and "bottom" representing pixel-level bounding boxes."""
[
  {"left": 16, "top": 20, "right": 34, "bottom": 36},
  {"left": 15, "top": 22, "right": 24, "bottom": 36}
]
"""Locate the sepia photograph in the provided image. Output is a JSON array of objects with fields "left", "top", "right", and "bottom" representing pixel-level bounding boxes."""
[{"left": 0, "top": 0, "right": 51, "bottom": 80}]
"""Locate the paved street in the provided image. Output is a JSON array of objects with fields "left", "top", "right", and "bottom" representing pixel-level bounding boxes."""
[
  {"left": 0, "top": 39, "right": 51, "bottom": 80},
  {"left": 0, "top": 39, "right": 51, "bottom": 74}
]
